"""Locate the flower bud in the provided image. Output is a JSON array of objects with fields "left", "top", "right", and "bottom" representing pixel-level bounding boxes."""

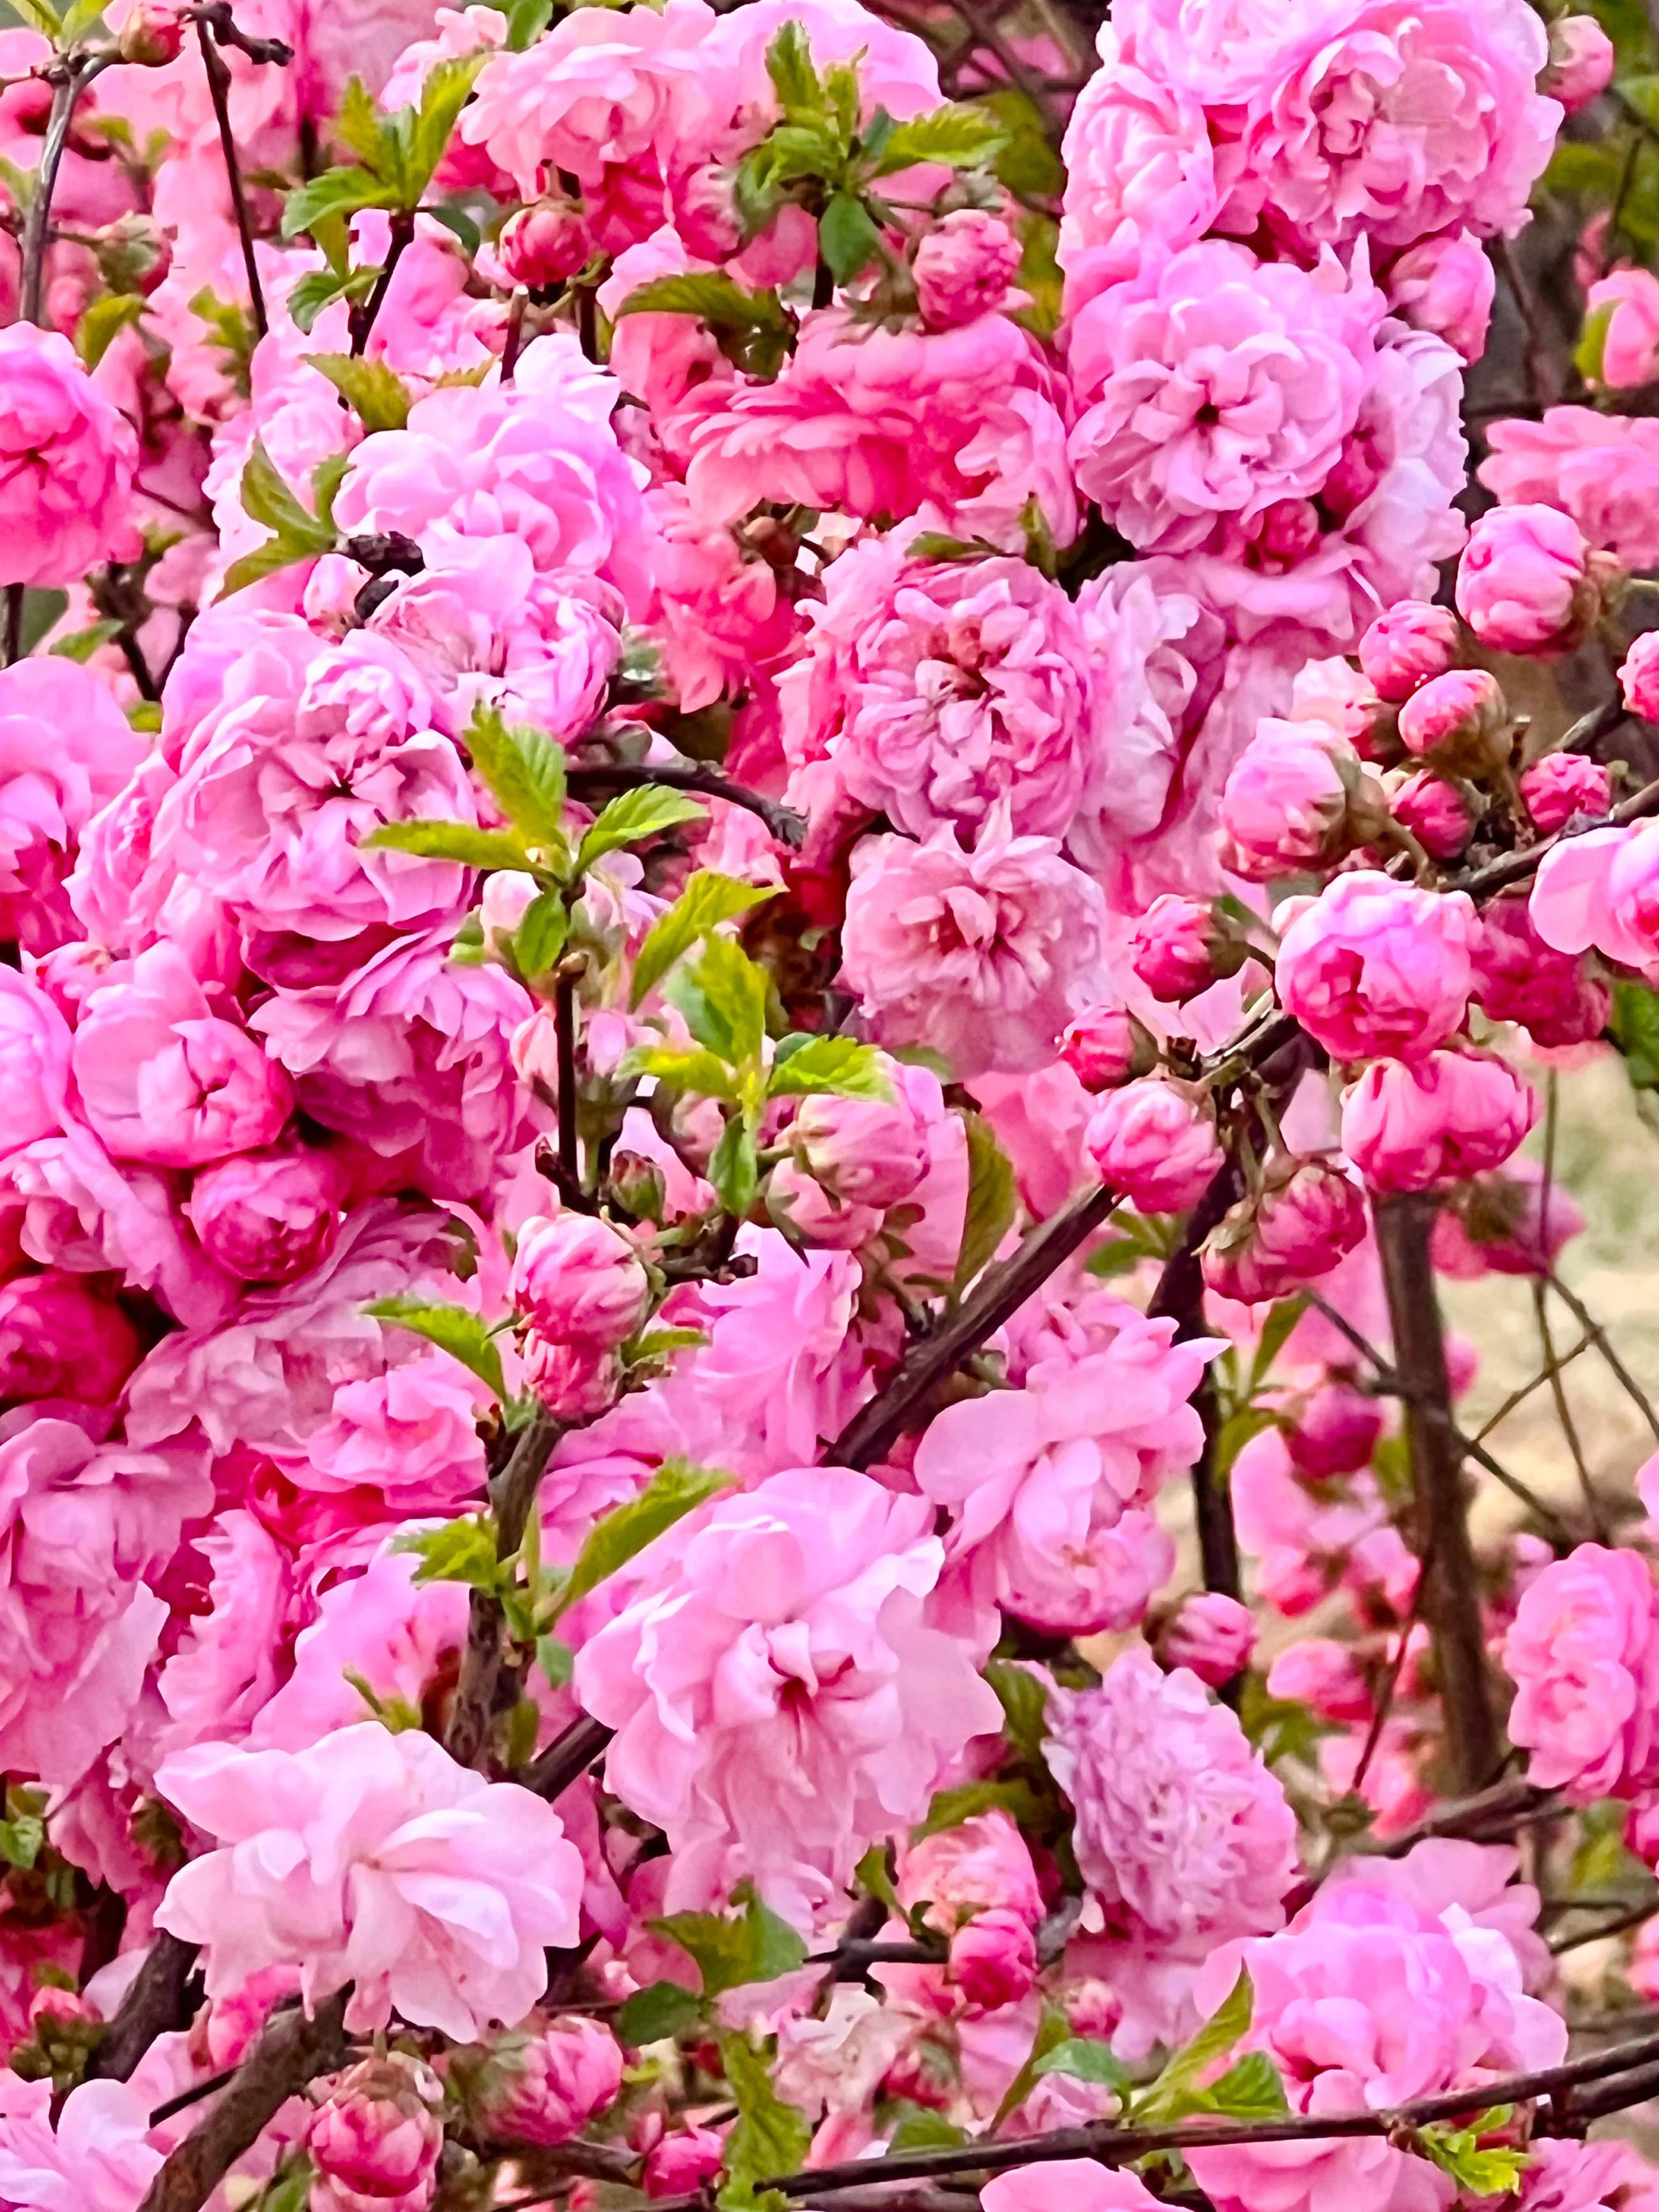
[
  {"left": 498, "top": 198, "right": 593, "bottom": 291},
  {"left": 186, "top": 1144, "right": 344, "bottom": 1284},
  {"left": 1584, "top": 267, "right": 1659, "bottom": 389},
  {"left": 1543, "top": 15, "right": 1616, "bottom": 112},
  {"left": 1218, "top": 721, "right": 1360, "bottom": 882},
  {"left": 1266, "top": 1639, "right": 1374, "bottom": 1723},
  {"left": 511, "top": 1211, "right": 649, "bottom": 1349},
  {"left": 1395, "top": 668, "right": 1512, "bottom": 777},
  {"left": 118, "top": 1, "right": 187, "bottom": 65},
  {"left": 1433, "top": 1159, "right": 1585, "bottom": 1279},
  {"left": 789, "top": 1077, "right": 928, "bottom": 1208},
  {"left": 913, "top": 209, "right": 1024, "bottom": 330},
  {"left": 1519, "top": 750, "right": 1611, "bottom": 833},
  {"left": 1085, "top": 1078, "right": 1223, "bottom": 1215},
  {"left": 470, "top": 2017, "right": 623, "bottom": 2149},
  {"left": 1356, "top": 600, "right": 1460, "bottom": 703},
  {"left": 1383, "top": 232, "right": 1494, "bottom": 363},
  {"left": 307, "top": 2053, "right": 443, "bottom": 2212},
  {"left": 0, "top": 1271, "right": 142, "bottom": 1404},
  {"left": 1128, "top": 894, "right": 1246, "bottom": 1003},
  {"left": 1341, "top": 1049, "right": 1537, "bottom": 1193},
  {"left": 1286, "top": 1382, "right": 1384, "bottom": 1479},
  {"left": 1156, "top": 1591, "right": 1256, "bottom": 1686},
  {"left": 1059, "top": 1003, "right": 1156, "bottom": 1091},
  {"left": 766, "top": 1157, "right": 883, "bottom": 1250},
  {"left": 523, "top": 1334, "right": 622, "bottom": 1418},
  {"left": 1455, "top": 504, "right": 1609, "bottom": 656},
  {"left": 1200, "top": 1156, "right": 1367, "bottom": 1305},
  {"left": 1385, "top": 768, "right": 1473, "bottom": 860},
  {"left": 644, "top": 2126, "right": 726, "bottom": 2199},
  {"left": 949, "top": 1907, "right": 1037, "bottom": 2013}
]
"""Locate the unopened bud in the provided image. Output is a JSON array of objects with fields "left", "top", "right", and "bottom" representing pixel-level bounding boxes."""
[
  {"left": 499, "top": 198, "right": 593, "bottom": 291},
  {"left": 1396, "top": 668, "right": 1513, "bottom": 778},
  {"left": 118, "top": 1, "right": 188, "bottom": 66}
]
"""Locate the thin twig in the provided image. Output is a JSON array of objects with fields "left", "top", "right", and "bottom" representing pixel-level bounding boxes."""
[
  {"left": 1454, "top": 773, "right": 1659, "bottom": 899},
  {"left": 520, "top": 1711, "right": 614, "bottom": 1799},
  {"left": 1470, "top": 1333, "right": 1594, "bottom": 1445},
  {"left": 566, "top": 761, "right": 808, "bottom": 851},
  {"left": 445, "top": 1409, "right": 563, "bottom": 1768},
  {"left": 193, "top": 17, "right": 276, "bottom": 339},
  {"left": 350, "top": 209, "right": 415, "bottom": 356},
  {"left": 1547, "top": 1273, "right": 1659, "bottom": 1445},
  {"left": 554, "top": 955, "right": 586, "bottom": 1202}
]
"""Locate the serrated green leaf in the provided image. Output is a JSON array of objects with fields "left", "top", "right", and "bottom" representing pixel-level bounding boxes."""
[
  {"left": 617, "top": 1979, "right": 702, "bottom": 2046},
  {"left": 240, "top": 438, "right": 335, "bottom": 546},
  {"left": 1418, "top": 2120, "right": 1528, "bottom": 2199},
  {"left": 914, "top": 1776, "right": 1047, "bottom": 1839},
  {"left": 360, "top": 821, "right": 531, "bottom": 869},
  {"left": 577, "top": 785, "right": 708, "bottom": 872},
  {"left": 1032, "top": 2038, "right": 1129, "bottom": 2091},
  {"left": 954, "top": 1112, "right": 1017, "bottom": 1295},
  {"left": 466, "top": 705, "right": 568, "bottom": 848},
  {"left": 654, "top": 1890, "right": 808, "bottom": 2002},
  {"left": 288, "top": 266, "right": 375, "bottom": 337},
  {"left": 768, "top": 1035, "right": 893, "bottom": 1101},
  {"left": 819, "top": 191, "right": 881, "bottom": 284},
  {"left": 554, "top": 1458, "right": 734, "bottom": 1621},
  {"left": 622, "top": 1044, "right": 740, "bottom": 1100},
  {"left": 666, "top": 934, "right": 770, "bottom": 1067},
  {"left": 312, "top": 451, "right": 351, "bottom": 531},
  {"left": 303, "top": 352, "right": 411, "bottom": 431},
  {"left": 506, "top": 0, "right": 554, "bottom": 45},
  {"left": 282, "top": 164, "right": 400, "bottom": 241},
  {"left": 513, "top": 891, "right": 568, "bottom": 980},
  {"left": 335, "top": 77, "right": 390, "bottom": 172},
  {"left": 409, "top": 49, "right": 490, "bottom": 198},
  {"left": 0, "top": 1814, "right": 44, "bottom": 1870},
  {"left": 765, "top": 19, "right": 822, "bottom": 112},
  {"left": 616, "top": 271, "right": 787, "bottom": 332},
  {"left": 75, "top": 292, "right": 143, "bottom": 370},
  {"left": 1138, "top": 1969, "right": 1253, "bottom": 2121},
  {"left": 1195, "top": 2051, "right": 1289, "bottom": 2119},
  {"left": 709, "top": 1114, "right": 761, "bottom": 1218},
  {"left": 220, "top": 538, "right": 316, "bottom": 598},
  {"left": 631, "top": 870, "right": 780, "bottom": 1009},
  {"left": 364, "top": 1294, "right": 506, "bottom": 1398},
  {"left": 980, "top": 86, "right": 1063, "bottom": 199},
  {"left": 720, "top": 2033, "right": 813, "bottom": 2212},
  {"left": 50, "top": 620, "right": 124, "bottom": 663},
  {"left": 391, "top": 1513, "right": 501, "bottom": 1591},
  {"left": 875, "top": 101, "right": 1009, "bottom": 174}
]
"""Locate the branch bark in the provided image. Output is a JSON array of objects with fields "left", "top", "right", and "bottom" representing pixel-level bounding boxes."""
[
  {"left": 566, "top": 762, "right": 808, "bottom": 851},
  {"left": 1148, "top": 1160, "right": 1246, "bottom": 1615},
  {"left": 445, "top": 1409, "right": 563, "bottom": 1768},
  {"left": 87, "top": 1933, "right": 201, "bottom": 2083}
]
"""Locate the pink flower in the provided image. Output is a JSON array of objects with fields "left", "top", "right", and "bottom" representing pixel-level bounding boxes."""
[
  {"left": 1388, "top": 769, "right": 1473, "bottom": 861},
  {"left": 185, "top": 1144, "right": 345, "bottom": 1284},
  {"left": 1047, "top": 1651, "right": 1298, "bottom": 2035},
  {"left": 914, "top": 1321, "right": 1215, "bottom": 1633},
  {"left": 573, "top": 1466, "right": 1003, "bottom": 1925},
  {"left": 0, "top": 324, "right": 139, "bottom": 586},
  {"left": 897, "top": 1811, "right": 1045, "bottom": 1934},
  {"left": 1480, "top": 407, "right": 1659, "bottom": 569},
  {"left": 840, "top": 820, "right": 1109, "bottom": 1079},
  {"left": 1586, "top": 268, "right": 1659, "bottom": 390},
  {"left": 782, "top": 539, "right": 1106, "bottom": 844},
  {"left": 1201, "top": 1158, "right": 1368, "bottom": 1304},
  {"left": 1455, "top": 503, "right": 1602, "bottom": 655},
  {"left": 1529, "top": 819, "right": 1659, "bottom": 980},
  {"left": 0, "top": 970, "right": 70, "bottom": 1158},
  {"left": 1341, "top": 1049, "right": 1536, "bottom": 1193},
  {"left": 0, "top": 660, "right": 145, "bottom": 953},
  {"left": 913, "top": 211, "right": 1024, "bottom": 330},
  {"left": 1432, "top": 1159, "right": 1584, "bottom": 1278},
  {"left": 308, "top": 2053, "right": 443, "bottom": 2212},
  {"left": 788, "top": 1081, "right": 930, "bottom": 1211},
  {"left": 950, "top": 1908, "right": 1037, "bottom": 2012},
  {"left": 1217, "top": 720, "right": 1357, "bottom": 882},
  {"left": 1274, "top": 870, "right": 1477, "bottom": 1063},
  {"left": 1473, "top": 893, "right": 1610, "bottom": 1047},
  {"left": 983, "top": 2164, "right": 1163, "bottom": 2212},
  {"left": 1059, "top": 1004, "right": 1153, "bottom": 1092},
  {"left": 1156, "top": 1591, "right": 1257, "bottom": 1687},
  {"left": 1084, "top": 1079, "right": 1224, "bottom": 1215},
  {"left": 1543, "top": 15, "right": 1616, "bottom": 110},
  {"left": 498, "top": 197, "right": 593, "bottom": 290},
  {"left": 292, "top": 1353, "right": 487, "bottom": 1515},
  {"left": 1383, "top": 232, "right": 1495, "bottom": 363},
  {"left": 0, "top": 2073, "right": 162, "bottom": 2212},
  {"left": 1623, "top": 631, "right": 1659, "bottom": 727},
  {"left": 1520, "top": 750, "right": 1612, "bottom": 833},
  {"left": 643, "top": 2127, "right": 726, "bottom": 2197},
  {"left": 1396, "top": 669, "right": 1511, "bottom": 775},
  {"left": 155, "top": 1721, "right": 585, "bottom": 2038},
  {"left": 0, "top": 1416, "right": 209, "bottom": 1787},
  {"left": 1057, "top": 34, "right": 1218, "bottom": 315},
  {"left": 1503, "top": 1544, "right": 1659, "bottom": 1801},
  {"left": 1268, "top": 1637, "right": 1374, "bottom": 1721},
  {"left": 1129, "top": 895, "right": 1234, "bottom": 1003},
  {"left": 470, "top": 2017, "right": 624, "bottom": 2147},
  {"left": 1357, "top": 600, "right": 1458, "bottom": 702},
  {"left": 1068, "top": 242, "right": 1380, "bottom": 554},
  {"left": 511, "top": 1211, "right": 649, "bottom": 1351},
  {"left": 0, "top": 1271, "right": 142, "bottom": 1405},
  {"left": 1287, "top": 1383, "right": 1384, "bottom": 1478}
]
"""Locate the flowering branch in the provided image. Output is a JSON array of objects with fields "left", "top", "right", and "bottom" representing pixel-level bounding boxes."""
[{"left": 189, "top": 6, "right": 292, "bottom": 341}]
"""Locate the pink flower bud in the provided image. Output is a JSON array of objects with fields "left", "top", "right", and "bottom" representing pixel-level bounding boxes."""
[
  {"left": 523, "top": 1334, "right": 622, "bottom": 1418},
  {"left": 644, "top": 2126, "right": 727, "bottom": 2199},
  {"left": 1383, "top": 232, "right": 1495, "bottom": 363},
  {"left": 28, "top": 1983, "right": 98, "bottom": 2031},
  {"left": 1285, "top": 1382, "right": 1383, "bottom": 1478},
  {"left": 913, "top": 210, "right": 1024, "bottom": 331},
  {"left": 1275, "top": 870, "right": 1477, "bottom": 1064},
  {"left": 1543, "top": 14, "right": 1616, "bottom": 109},
  {"left": 1584, "top": 267, "right": 1659, "bottom": 388},
  {"left": 185, "top": 1145, "right": 344, "bottom": 1284},
  {"left": 1387, "top": 769, "right": 1473, "bottom": 860},
  {"left": 1341, "top": 1048, "right": 1537, "bottom": 1193},
  {"left": 1059, "top": 1004, "right": 1155, "bottom": 1091},
  {"left": 1621, "top": 631, "right": 1659, "bottom": 725},
  {"left": 117, "top": 1, "right": 186, "bottom": 65},
  {"left": 1266, "top": 1639, "right": 1373, "bottom": 1723},
  {"left": 1432, "top": 1158, "right": 1585, "bottom": 1278},
  {"left": 307, "top": 2054, "right": 443, "bottom": 2212},
  {"left": 0, "top": 1271, "right": 141, "bottom": 1405},
  {"left": 473, "top": 2017, "right": 623, "bottom": 2149},
  {"left": 1455, "top": 504, "right": 1605, "bottom": 656},
  {"left": 1473, "top": 895, "right": 1610, "bottom": 1047},
  {"left": 1085, "top": 1078, "right": 1223, "bottom": 1215},
  {"left": 1156, "top": 1591, "right": 1256, "bottom": 1686},
  {"left": 1395, "top": 669, "right": 1512, "bottom": 776},
  {"left": 789, "top": 1080, "right": 929, "bottom": 1208},
  {"left": 498, "top": 199, "right": 593, "bottom": 291},
  {"left": 1218, "top": 720, "right": 1357, "bottom": 882},
  {"left": 898, "top": 1811, "right": 1044, "bottom": 1934},
  {"left": 675, "top": 164, "right": 744, "bottom": 260},
  {"left": 766, "top": 1158, "right": 883, "bottom": 1249},
  {"left": 1128, "top": 894, "right": 1243, "bottom": 1003},
  {"left": 949, "top": 1907, "right": 1036, "bottom": 2013},
  {"left": 1357, "top": 601, "right": 1460, "bottom": 703},
  {"left": 1200, "top": 1157, "right": 1368, "bottom": 1305},
  {"left": 511, "top": 1211, "right": 649, "bottom": 1349},
  {"left": 1519, "top": 750, "right": 1612, "bottom": 833}
]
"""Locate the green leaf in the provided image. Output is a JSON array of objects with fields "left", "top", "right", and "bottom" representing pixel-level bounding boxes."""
[
  {"left": 655, "top": 1890, "right": 808, "bottom": 2001},
  {"left": 875, "top": 102, "right": 1009, "bottom": 174},
  {"left": 240, "top": 438, "right": 337, "bottom": 547},
  {"left": 884, "top": 2106, "right": 967, "bottom": 2153},
  {"left": 466, "top": 705, "right": 568, "bottom": 847},
  {"left": 554, "top": 1458, "right": 734, "bottom": 1621},
  {"left": 0, "top": 1814, "right": 44, "bottom": 1870},
  {"left": 220, "top": 540, "right": 315, "bottom": 598},
  {"left": 360, "top": 821, "right": 531, "bottom": 870},
  {"left": 1085, "top": 1238, "right": 1144, "bottom": 1280},
  {"left": 334, "top": 76, "right": 390, "bottom": 171},
  {"left": 709, "top": 1114, "right": 761, "bottom": 1219},
  {"left": 577, "top": 785, "right": 708, "bottom": 872},
  {"left": 914, "top": 1776, "right": 1047, "bottom": 1838},
  {"left": 720, "top": 2033, "right": 813, "bottom": 2212},
  {"left": 9, "top": 0, "right": 61, "bottom": 34},
  {"left": 984, "top": 1657, "right": 1048, "bottom": 1763},
  {"left": 616, "top": 271, "right": 788, "bottom": 333},
  {"left": 617, "top": 1980, "right": 703, "bottom": 2046},
  {"left": 75, "top": 292, "right": 144, "bottom": 370},
  {"left": 854, "top": 1842, "right": 902, "bottom": 1916},
  {"left": 409, "top": 50, "right": 490, "bottom": 198},
  {"left": 1249, "top": 1294, "right": 1310, "bottom": 1391},
  {"left": 1612, "top": 981, "right": 1659, "bottom": 1089},
  {"left": 364, "top": 1294, "right": 506, "bottom": 1398},
  {"left": 819, "top": 192, "right": 881, "bottom": 284},
  {"left": 282, "top": 164, "right": 400, "bottom": 241},
  {"left": 513, "top": 891, "right": 568, "bottom": 980},
  {"left": 992, "top": 2001, "right": 1071, "bottom": 2128},
  {"left": 622, "top": 1044, "right": 740, "bottom": 1100},
  {"left": 1032, "top": 2038, "right": 1129, "bottom": 2092},
  {"left": 954, "top": 1113, "right": 1017, "bottom": 1294},
  {"left": 50, "top": 620, "right": 124, "bottom": 664},
  {"left": 980, "top": 87, "right": 1062, "bottom": 199},
  {"left": 1197, "top": 2052, "right": 1290, "bottom": 2119},
  {"left": 303, "top": 352, "right": 412, "bottom": 431},
  {"left": 765, "top": 19, "right": 822, "bottom": 113},
  {"left": 1138, "top": 1969, "right": 1253, "bottom": 2121},
  {"left": 1576, "top": 298, "right": 1616, "bottom": 385},
  {"left": 768, "top": 1035, "right": 893, "bottom": 1101},
  {"left": 1418, "top": 2117, "right": 1527, "bottom": 2199},
  {"left": 506, "top": 0, "right": 554, "bottom": 45},
  {"left": 666, "top": 934, "right": 770, "bottom": 1067},
  {"left": 631, "top": 870, "right": 780, "bottom": 1009},
  {"left": 535, "top": 1633, "right": 573, "bottom": 1688},
  {"left": 391, "top": 1513, "right": 501, "bottom": 1591},
  {"left": 288, "top": 266, "right": 375, "bottom": 337}
]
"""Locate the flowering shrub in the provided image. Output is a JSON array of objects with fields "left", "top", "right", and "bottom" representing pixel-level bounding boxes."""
[{"left": 4, "top": 4, "right": 1659, "bottom": 2212}]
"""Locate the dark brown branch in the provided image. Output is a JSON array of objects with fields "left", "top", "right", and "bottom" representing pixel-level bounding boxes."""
[
  {"left": 193, "top": 18, "right": 277, "bottom": 339},
  {"left": 566, "top": 762, "right": 807, "bottom": 851},
  {"left": 87, "top": 1933, "right": 202, "bottom": 2082},
  {"left": 137, "top": 1988, "right": 350, "bottom": 2212},
  {"left": 554, "top": 955, "right": 584, "bottom": 1202},
  {"left": 1453, "top": 773, "right": 1659, "bottom": 900},
  {"left": 520, "top": 1711, "right": 614, "bottom": 1799},
  {"left": 446, "top": 1409, "right": 563, "bottom": 1768},
  {"left": 350, "top": 209, "right": 416, "bottom": 356},
  {"left": 1354, "top": 1776, "right": 1561, "bottom": 1860}
]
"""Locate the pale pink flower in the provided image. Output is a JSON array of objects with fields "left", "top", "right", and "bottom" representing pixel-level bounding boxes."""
[
  {"left": 983, "top": 2163, "right": 1163, "bottom": 2212},
  {"left": 1357, "top": 601, "right": 1458, "bottom": 702},
  {"left": 1384, "top": 232, "right": 1495, "bottom": 363},
  {"left": 0, "top": 970, "right": 71, "bottom": 1158},
  {"left": 1275, "top": 870, "right": 1477, "bottom": 1063},
  {"left": 1504, "top": 1543, "right": 1659, "bottom": 1801},
  {"left": 511, "top": 1211, "right": 649, "bottom": 1351},
  {"left": 1084, "top": 1079, "right": 1224, "bottom": 1215},
  {"left": 155, "top": 1720, "right": 585, "bottom": 2038},
  {"left": 1455, "top": 503, "right": 1602, "bottom": 655},
  {"left": 1156, "top": 1591, "right": 1257, "bottom": 1687},
  {"left": 642, "top": 483, "right": 797, "bottom": 716},
  {"left": 913, "top": 211, "right": 1024, "bottom": 330},
  {"left": 1586, "top": 267, "right": 1659, "bottom": 390},
  {"left": 840, "top": 819, "right": 1109, "bottom": 1079},
  {"left": 1481, "top": 407, "right": 1659, "bottom": 568},
  {"left": 1623, "top": 632, "right": 1659, "bottom": 725},
  {"left": 1268, "top": 1637, "right": 1374, "bottom": 1721},
  {"left": 0, "top": 324, "right": 140, "bottom": 586},
  {"left": 156, "top": 1508, "right": 292, "bottom": 1754},
  {"left": 470, "top": 2017, "right": 624, "bottom": 2147},
  {"left": 914, "top": 1322, "right": 1214, "bottom": 1633},
  {"left": 291, "top": 1353, "right": 487, "bottom": 1514},
  {"left": 1341, "top": 1049, "right": 1537, "bottom": 1193},
  {"left": 0, "top": 2073, "right": 162, "bottom": 2212},
  {"left": 185, "top": 1144, "right": 345, "bottom": 1284},
  {"left": 1201, "top": 1158, "right": 1368, "bottom": 1305},
  {"left": 307, "top": 2052, "right": 443, "bottom": 2212},
  {"left": 0, "top": 1270, "right": 142, "bottom": 1405},
  {"left": 0, "top": 660, "right": 145, "bottom": 953},
  {"left": 1432, "top": 1160, "right": 1584, "bottom": 1280},
  {"left": 573, "top": 1466, "right": 1003, "bottom": 1926},
  {"left": 1529, "top": 819, "right": 1659, "bottom": 982}
]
